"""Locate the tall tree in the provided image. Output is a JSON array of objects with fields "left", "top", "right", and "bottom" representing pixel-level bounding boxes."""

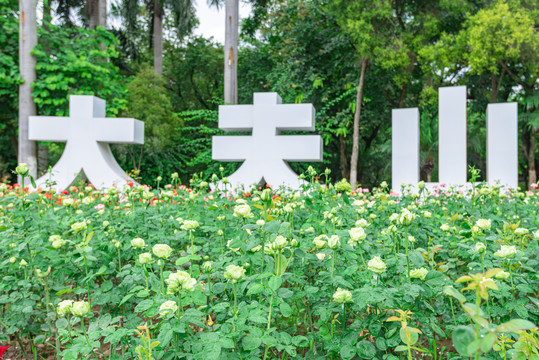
[
  {"left": 330, "top": 0, "right": 395, "bottom": 188},
  {"left": 88, "top": 0, "right": 107, "bottom": 29},
  {"left": 19, "top": 0, "right": 38, "bottom": 178},
  {"left": 224, "top": 0, "right": 238, "bottom": 103},
  {"left": 119, "top": 0, "right": 195, "bottom": 75},
  {"left": 462, "top": 0, "right": 538, "bottom": 186}
]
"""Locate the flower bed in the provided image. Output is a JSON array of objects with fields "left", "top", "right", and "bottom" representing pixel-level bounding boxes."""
[{"left": 0, "top": 177, "right": 538, "bottom": 359}]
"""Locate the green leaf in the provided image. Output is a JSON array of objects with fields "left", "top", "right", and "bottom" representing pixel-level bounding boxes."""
[
  {"left": 340, "top": 344, "right": 356, "bottom": 359},
  {"left": 480, "top": 331, "right": 497, "bottom": 353},
  {"left": 242, "top": 334, "right": 262, "bottom": 351},
  {"left": 248, "top": 308, "right": 268, "bottom": 324},
  {"left": 443, "top": 286, "right": 466, "bottom": 303},
  {"left": 134, "top": 299, "right": 153, "bottom": 313},
  {"left": 497, "top": 319, "right": 536, "bottom": 333},
  {"left": 280, "top": 301, "right": 292, "bottom": 317},
  {"left": 268, "top": 276, "right": 282, "bottom": 292},
  {"left": 400, "top": 327, "right": 419, "bottom": 346},
  {"left": 356, "top": 340, "right": 376, "bottom": 359},
  {"left": 263, "top": 221, "right": 281, "bottom": 233},
  {"left": 247, "top": 284, "right": 264, "bottom": 296},
  {"left": 55, "top": 318, "right": 68, "bottom": 329},
  {"left": 409, "top": 250, "right": 425, "bottom": 267},
  {"left": 452, "top": 326, "right": 475, "bottom": 356}
]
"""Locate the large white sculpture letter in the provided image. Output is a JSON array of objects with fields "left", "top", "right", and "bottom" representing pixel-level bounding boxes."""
[
  {"left": 487, "top": 103, "right": 518, "bottom": 188},
  {"left": 29, "top": 95, "right": 144, "bottom": 191},
  {"left": 212, "top": 93, "right": 323, "bottom": 189},
  {"left": 392, "top": 86, "right": 518, "bottom": 190}
]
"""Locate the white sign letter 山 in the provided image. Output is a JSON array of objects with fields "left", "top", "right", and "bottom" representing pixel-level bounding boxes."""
[
  {"left": 391, "top": 86, "right": 517, "bottom": 191},
  {"left": 212, "top": 93, "right": 323, "bottom": 190},
  {"left": 29, "top": 95, "right": 144, "bottom": 191}
]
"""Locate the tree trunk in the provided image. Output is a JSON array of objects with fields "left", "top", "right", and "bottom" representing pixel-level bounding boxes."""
[
  {"left": 224, "top": 0, "right": 238, "bottom": 104},
  {"left": 19, "top": 0, "right": 38, "bottom": 179},
  {"left": 528, "top": 127, "right": 537, "bottom": 187},
  {"left": 339, "top": 134, "right": 349, "bottom": 180},
  {"left": 88, "top": 0, "right": 106, "bottom": 29},
  {"left": 153, "top": 1, "right": 163, "bottom": 75},
  {"left": 37, "top": 143, "right": 49, "bottom": 176},
  {"left": 98, "top": 0, "right": 106, "bottom": 28},
  {"left": 349, "top": 58, "right": 368, "bottom": 189},
  {"left": 43, "top": 0, "right": 51, "bottom": 31},
  {"left": 88, "top": 0, "right": 98, "bottom": 29}
]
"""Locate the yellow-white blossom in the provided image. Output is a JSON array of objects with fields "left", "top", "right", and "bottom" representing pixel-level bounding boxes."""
[
  {"left": 332, "top": 288, "right": 353, "bottom": 304},
  {"left": 233, "top": 204, "right": 253, "bottom": 219},
  {"left": 71, "top": 301, "right": 90, "bottom": 317},
  {"left": 159, "top": 300, "right": 178, "bottom": 317},
  {"left": 475, "top": 219, "right": 491, "bottom": 231},
  {"left": 313, "top": 235, "right": 327, "bottom": 249},
  {"left": 139, "top": 252, "right": 152, "bottom": 264},
  {"left": 181, "top": 220, "right": 199, "bottom": 231},
  {"left": 57, "top": 300, "right": 74, "bottom": 316},
  {"left": 409, "top": 268, "right": 428, "bottom": 280},
  {"left": 131, "top": 238, "right": 145, "bottom": 248},
  {"left": 152, "top": 244, "right": 173, "bottom": 259},
  {"left": 224, "top": 264, "right": 246, "bottom": 282},
  {"left": 368, "top": 256, "right": 386, "bottom": 274},
  {"left": 494, "top": 245, "right": 517, "bottom": 259}
]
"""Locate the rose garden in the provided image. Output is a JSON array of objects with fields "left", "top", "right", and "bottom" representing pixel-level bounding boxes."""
[{"left": 1, "top": 0, "right": 538, "bottom": 359}]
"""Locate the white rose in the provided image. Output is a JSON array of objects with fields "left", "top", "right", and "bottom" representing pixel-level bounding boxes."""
[
  {"left": 71, "top": 220, "right": 88, "bottom": 232},
  {"left": 181, "top": 220, "right": 199, "bottom": 231},
  {"left": 349, "top": 227, "right": 366, "bottom": 242},
  {"left": 71, "top": 301, "right": 90, "bottom": 317},
  {"left": 131, "top": 238, "right": 146, "bottom": 248},
  {"left": 313, "top": 235, "right": 327, "bottom": 249},
  {"left": 327, "top": 235, "right": 340, "bottom": 249},
  {"left": 57, "top": 300, "right": 74, "bottom": 316},
  {"left": 494, "top": 245, "right": 517, "bottom": 259},
  {"left": 52, "top": 239, "right": 67, "bottom": 249},
  {"left": 152, "top": 244, "right": 173, "bottom": 259},
  {"left": 224, "top": 264, "right": 246, "bottom": 282},
  {"left": 332, "top": 288, "right": 353, "bottom": 304},
  {"left": 233, "top": 204, "right": 253, "bottom": 219},
  {"left": 139, "top": 252, "right": 152, "bottom": 264},
  {"left": 475, "top": 242, "right": 486, "bottom": 254},
  {"left": 159, "top": 300, "right": 178, "bottom": 317},
  {"left": 409, "top": 268, "right": 428, "bottom": 280},
  {"left": 475, "top": 219, "right": 491, "bottom": 231},
  {"left": 368, "top": 256, "right": 386, "bottom": 274}
]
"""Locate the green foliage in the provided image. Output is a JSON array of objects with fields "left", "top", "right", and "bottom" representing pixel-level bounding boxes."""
[
  {"left": 124, "top": 67, "right": 181, "bottom": 151},
  {"left": 0, "top": 0, "right": 19, "bottom": 179},
  {"left": 463, "top": 0, "right": 539, "bottom": 76},
  {"left": 33, "top": 25, "right": 128, "bottom": 117},
  {"left": 165, "top": 36, "right": 223, "bottom": 111}
]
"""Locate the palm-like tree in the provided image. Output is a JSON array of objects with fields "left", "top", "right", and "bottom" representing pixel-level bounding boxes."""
[
  {"left": 19, "top": 0, "right": 38, "bottom": 178},
  {"left": 120, "top": 0, "right": 196, "bottom": 75},
  {"left": 208, "top": 0, "right": 268, "bottom": 104}
]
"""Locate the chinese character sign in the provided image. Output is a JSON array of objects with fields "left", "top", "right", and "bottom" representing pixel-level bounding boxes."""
[
  {"left": 392, "top": 86, "right": 517, "bottom": 190},
  {"left": 29, "top": 95, "right": 144, "bottom": 191},
  {"left": 212, "top": 93, "right": 323, "bottom": 189}
]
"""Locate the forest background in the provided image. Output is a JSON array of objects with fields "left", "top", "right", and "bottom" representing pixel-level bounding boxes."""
[{"left": 0, "top": 0, "right": 538, "bottom": 189}]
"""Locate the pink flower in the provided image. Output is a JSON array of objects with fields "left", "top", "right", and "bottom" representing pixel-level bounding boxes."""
[{"left": 94, "top": 204, "right": 105, "bottom": 210}]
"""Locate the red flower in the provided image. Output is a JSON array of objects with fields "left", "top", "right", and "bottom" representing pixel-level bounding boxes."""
[{"left": 0, "top": 345, "right": 11, "bottom": 358}]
